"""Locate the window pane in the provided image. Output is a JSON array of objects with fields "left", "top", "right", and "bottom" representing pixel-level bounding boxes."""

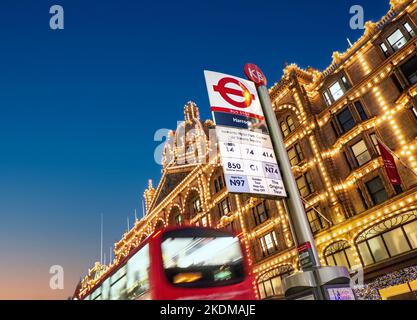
[
  {"left": 334, "top": 251, "right": 350, "bottom": 269},
  {"left": 337, "top": 108, "right": 355, "bottom": 133},
  {"left": 295, "top": 143, "right": 304, "bottom": 161},
  {"left": 288, "top": 147, "right": 300, "bottom": 166},
  {"left": 324, "top": 91, "right": 332, "bottom": 105},
  {"left": 403, "top": 221, "right": 417, "bottom": 249},
  {"left": 329, "top": 81, "right": 344, "bottom": 101},
  {"left": 358, "top": 242, "right": 374, "bottom": 266},
  {"left": 370, "top": 134, "right": 380, "bottom": 155},
  {"left": 287, "top": 116, "right": 296, "bottom": 132},
  {"left": 326, "top": 256, "right": 336, "bottom": 267},
  {"left": 383, "top": 228, "right": 411, "bottom": 257},
  {"left": 345, "top": 247, "right": 358, "bottom": 269},
  {"left": 263, "top": 280, "right": 274, "bottom": 297},
  {"left": 368, "top": 237, "right": 389, "bottom": 262},
  {"left": 380, "top": 43, "right": 388, "bottom": 53},
  {"left": 281, "top": 122, "right": 289, "bottom": 137},
  {"left": 101, "top": 279, "right": 110, "bottom": 300},
  {"left": 258, "top": 284, "right": 266, "bottom": 300},
  {"left": 271, "top": 277, "right": 283, "bottom": 296},
  {"left": 126, "top": 244, "right": 150, "bottom": 299},
  {"left": 366, "top": 177, "right": 388, "bottom": 205},
  {"left": 341, "top": 76, "right": 351, "bottom": 90},
  {"left": 404, "top": 22, "right": 415, "bottom": 36},
  {"left": 400, "top": 55, "right": 417, "bottom": 85},
  {"left": 388, "top": 29, "right": 407, "bottom": 51},
  {"left": 354, "top": 101, "right": 367, "bottom": 120},
  {"left": 297, "top": 176, "right": 309, "bottom": 197},
  {"left": 351, "top": 140, "right": 371, "bottom": 166}
]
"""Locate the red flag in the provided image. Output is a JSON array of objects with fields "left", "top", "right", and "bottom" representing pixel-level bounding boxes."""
[{"left": 377, "top": 140, "right": 402, "bottom": 186}]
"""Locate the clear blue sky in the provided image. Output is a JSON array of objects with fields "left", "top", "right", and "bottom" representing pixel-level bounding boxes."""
[{"left": 0, "top": 0, "right": 388, "bottom": 299}]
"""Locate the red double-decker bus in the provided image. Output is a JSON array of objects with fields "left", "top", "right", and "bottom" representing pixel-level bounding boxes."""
[{"left": 79, "top": 226, "right": 256, "bottom": 300}]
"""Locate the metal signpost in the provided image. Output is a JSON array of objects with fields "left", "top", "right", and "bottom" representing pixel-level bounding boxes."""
[
  {"left": 242, "top": 63, "right": 353, "bottom": 300},
  {"left": 204, "top": 65, "right": 353, "bottom": 300}
]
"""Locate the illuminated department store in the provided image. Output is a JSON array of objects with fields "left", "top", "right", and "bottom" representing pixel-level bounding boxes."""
[{"left": 78, "top": 0, "right": 417, "bottom": 300}]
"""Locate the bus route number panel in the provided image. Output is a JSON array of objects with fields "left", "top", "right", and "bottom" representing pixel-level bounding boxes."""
[{"left": 216, "top": 125, "right": 287, "bottom": 198}]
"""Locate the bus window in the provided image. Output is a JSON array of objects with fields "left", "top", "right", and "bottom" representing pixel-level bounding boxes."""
[
  {"left": 110, "top": 265, "right": 127, "bottom": 300},
  {"left": 91, "top": 287, "right": 102, "bottom": 300},
  {"left": 126, "top": 244, "right": 150, "bottom": 299},
  {"left": 161, "top": 236, "right": 245, "bottom": 288},
  {"left": 101, "top": 278, "right": 110, "bottom": 300}
]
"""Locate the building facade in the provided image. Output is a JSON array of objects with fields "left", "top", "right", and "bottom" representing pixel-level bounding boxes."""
[{"left": 79, "top": 0, "right": 417, "bottom": 300}]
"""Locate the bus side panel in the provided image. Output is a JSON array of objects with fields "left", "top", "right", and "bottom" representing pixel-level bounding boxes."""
[{"left": 150, "top": 233, "right": 257, "bottom": 300}]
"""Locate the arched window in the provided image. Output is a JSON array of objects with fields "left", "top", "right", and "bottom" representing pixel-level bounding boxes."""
[
  {"left": 287, "top": 116, "right": 296, "bottom": 132},
  {"left": 257, "top": 265, "right": 294, "bottom": 299},
  {"left": 168, "top": 206, "right": 182, "bottom": 226},
  {"left": 175, "top": 213, "right": 183, "bottom": 226},
  {"left": 185, "top": 190, "right": 203, "bottom": 221},
  {"left": 280, "top": 121, "right": 289, "bottom": 137},
  {"left": 355, "top": 211, "right": 417, "bottom": 267},
  {"left": 324, "top": 241, "right": 358, "bottom": 270}
]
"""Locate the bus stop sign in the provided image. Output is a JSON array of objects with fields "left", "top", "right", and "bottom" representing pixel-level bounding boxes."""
[{"left": 244, "top": 63, "right": 267, "bottom": 87}]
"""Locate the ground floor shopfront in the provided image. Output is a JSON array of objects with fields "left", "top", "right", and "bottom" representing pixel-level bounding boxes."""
[{"left": 253, "top": 191, "right": 417, "bottom": 300}]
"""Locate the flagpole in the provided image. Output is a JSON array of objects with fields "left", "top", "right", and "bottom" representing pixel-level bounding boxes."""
[{"left": 100, "top": 213, "right": 103, "bottom": 265}]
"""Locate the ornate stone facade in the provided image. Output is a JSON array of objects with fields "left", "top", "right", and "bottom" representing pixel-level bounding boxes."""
[{"left": 79, "top": 0, "right": 417, "bottom": 300}]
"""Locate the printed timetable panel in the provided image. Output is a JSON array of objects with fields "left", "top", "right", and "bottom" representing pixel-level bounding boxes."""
[{"left": 217, "top": 125, "right": 287, "bottom": 198}]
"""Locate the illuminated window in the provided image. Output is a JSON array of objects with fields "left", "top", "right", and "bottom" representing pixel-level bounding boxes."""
[
  {"left": 351, "top": 140, "right": 371, "bottom": 167},
  {"left": 257, "top": 266, "right": 294, "bottom": 299},
  {"left": 329, "top": 81, "right": 344, "bottom": 101},
  {"left": 324, "top": 241, "right": 357, "bottom": 270},
  {"left": 287, "top": 143, "right": 304, "bottom": 166},
  {"left": 323, "top": 76, "right": 351, "bottom": 106},
  {"left": 280, "top": 121, "right": 290, "bottom": 137},
  {"left": 280, "top": 116, "right": 296, "bottom": 138},
  {"left": 296, "top": 173, "right": 315, "bottom": 197},
  {"left": 366, "top": 176, "right": 388, "bottom": 205},
  {"left": 370, "top": 134, "right": 381, "bottom": 155},
  {"left": 306, "top": 207, "right": 326, "bottom": 234},
  {"left": 193, "top": 197, "right": 202, "bottom": 214},
  {"left": 287, "top": 116, "right": 296, "bottom": 132},
  {"left": 253, "top": 201, "right": 269, "bottom": 226},
  {"left": 380, "top": 42, "right": 389, "bottom": 57},
  {"left": 323, "top": 91, "right": 332, "bottom": 105},
  {"left": 201, "top": 216, "right": 208, "bottom": 227},
  {"left": 218, "top": 197, "right": 231, "bottom": 217},
  {"left": 356, "top": 212, "right": 417, "bottom": 266},
  {"left": 214, "top": 175, "right": 225, "bottom": 193},
  {"left": 404, "top": 22, "right": 415, "bottom": 37},
  {"left": 387, "top": 29, "right": 407, "bottom": 51},
  {"left": 259, "top": 231, "right": 279, "bottom": 257},
  {"left": 412, "top": 106, "right": 417, "bottom": 120},
  {"left": 337, "top": 107, "right": 356, "bottom": 133},
  {"left": 175, "top": 214, "right": 183, "bottom": 226}
]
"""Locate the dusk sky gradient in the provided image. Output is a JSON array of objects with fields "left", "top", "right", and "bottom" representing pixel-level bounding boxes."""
[{"left": 0, "top": 0, "right": 388, "bottom": 299}]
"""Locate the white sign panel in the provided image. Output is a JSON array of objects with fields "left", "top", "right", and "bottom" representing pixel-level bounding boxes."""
[{"left": 204, "top": 70, "right": 287, "bottom": 198}]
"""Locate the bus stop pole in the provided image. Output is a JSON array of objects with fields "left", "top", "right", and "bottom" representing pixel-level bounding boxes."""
[{"left": 256, "top": 85, "right": 321, "bottom": 269}]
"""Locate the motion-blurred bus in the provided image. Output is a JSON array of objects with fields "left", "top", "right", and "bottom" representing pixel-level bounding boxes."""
[{"left": 80, "top": 226, "right": 256, "bottom": 300}]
